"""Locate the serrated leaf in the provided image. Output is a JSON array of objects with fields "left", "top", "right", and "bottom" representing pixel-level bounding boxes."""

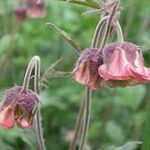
[
  {"left": 46, "top": 23, "right": 81, "bottom": 53},
  {"left": 41, "top": 58, "right": 70, "bottom": 79},
  {"left": 45, "top": 58, "right": 62, "bottom": 72},
  {"left": 61, "top": 0, "right": 101, "bottom": 8}
]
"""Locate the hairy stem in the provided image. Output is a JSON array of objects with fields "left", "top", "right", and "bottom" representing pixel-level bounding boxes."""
[
  {"left": 22, "top": 56, "right": 46, "bottom": 150},
  {"left": 34, "top": 57, "right": 46, "bottom": 150},
  {"left": 98, "top": 1, "right": 118, "bottom": 51},
  {"left": 115, "top": 21, "right": 124, "bottom": 43},
  {"left": 35, "top": 109, "right": 46, "bottom": 150},
  {"left": 21, "top": 56, "right": 40, "bottom": 93},
  {"left": 91, "top": 16, "right": 109, "bottom": 48},
  {"left": 69, "top": 96, "right": 86, "bottom": 150},
  {"left": 79, "top": 87, "right": 91, "bottom": 150}
]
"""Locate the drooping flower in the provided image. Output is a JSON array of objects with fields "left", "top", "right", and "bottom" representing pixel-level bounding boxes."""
[
  {"left": 72, "top": 48, "right": 103, "bottom": 89},
  {"left": 27, "top": 0, "right": 46, "bottom": 18},
  {"left": 14, "top": 7, "right": 27, "bottom": 21},
  {"left": 98, "top": 42, "right": 150, "bottom": 87},
  {"left": 0, "top": 86, "right": 39, "bottom": 129}
]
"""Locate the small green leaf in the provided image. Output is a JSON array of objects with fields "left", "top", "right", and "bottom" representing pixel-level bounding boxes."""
[
  {"left": 61, "top": 0, "right": 101, "bottom": 8},
  {"left": 108, "top": 141, "right": 142, "bottom": 150},
  {"left": 46, "top": 23, "right": 81, "bottom": 53}
]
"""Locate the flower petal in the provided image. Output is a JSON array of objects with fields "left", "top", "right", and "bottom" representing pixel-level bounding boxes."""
[
  {"left": 0, "top": 106, "right": 15, "bottom": 129},
  {"left": 72, "top": 61, "right": 90, "bottom": 85},
  {"left": 129, "top": 51, "right": 150, "bottom": 80},
  {"left": 99, "top": 48, "right": 131, "bottom": 80},
  {"left": 16, "top": 111, "right": 33, "bottom": 129}
]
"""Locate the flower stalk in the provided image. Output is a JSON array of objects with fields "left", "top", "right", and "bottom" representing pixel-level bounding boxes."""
[
  {"left": 99, "top": 1, "right": 118, "bottom": 51},
  {"left": 79, "top": 87, "right": 91, "bottom": 150},
  {"left": 79, "top": 2, "right": 119, "bottom": 150},
  {"left": 70, "top": 1, "right": 120, "bottom": 150},
  {"left": 69, "top": 96, "right": 86, "bottom": 150},
  {"left": 22, "top": 56, "right": 46, "bottom": 150}
]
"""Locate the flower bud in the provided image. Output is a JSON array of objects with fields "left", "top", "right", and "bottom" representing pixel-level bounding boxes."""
[{"left": 14, "top": 7, "right": 27, "bottom": 21}]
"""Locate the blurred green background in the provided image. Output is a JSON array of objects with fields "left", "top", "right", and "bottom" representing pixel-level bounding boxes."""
[{"left": 0, "top": 0, "right": 150, "bottom": 150}]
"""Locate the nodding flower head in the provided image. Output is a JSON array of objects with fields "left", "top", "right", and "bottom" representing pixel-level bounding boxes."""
[
  {"left": 0, "top": 86, "right": 40, "bottom": 129},
  {"left": 98, "top": 42, "right": 150, "bottom": 87},
  {"left": 14, "top": 7, "right": 27, "bottom": 21},
  {"left": 72, "top": 48, "right": 103, "bottom": 89},
  {"left": 27, "top": 0, "right": 46, "bottom": 18}
]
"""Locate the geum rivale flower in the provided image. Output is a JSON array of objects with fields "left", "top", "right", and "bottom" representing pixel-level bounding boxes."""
[
  {"left": 0, "top": 86, "right": 39, "bottom": 129},
  {"left": 72, "top": 48, "right": 103, "bottom": 89},
  {"left": 98, "top": 42, "right": 150, "bottom": 87}
]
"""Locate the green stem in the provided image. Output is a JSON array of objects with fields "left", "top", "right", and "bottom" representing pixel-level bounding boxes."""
[{"left": 79, "top": 87, "right": 91, "bottom": 150}]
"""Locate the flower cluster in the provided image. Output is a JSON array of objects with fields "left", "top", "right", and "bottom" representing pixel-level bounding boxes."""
[
  {"left": 72, "top": 42, "right": 150, "bottom": 89},
  {"left": 0, "top": 86, "right": 39, "bottom": 129}
]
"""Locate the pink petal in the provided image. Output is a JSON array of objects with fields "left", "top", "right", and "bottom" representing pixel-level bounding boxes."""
[
  {"left": 16, "top": 117, "right": 32, "bottom": 129},
  {"left": 27, "top": 8, "right": 46, "bottom": 18},
  {"left": 72, "top": 61, "right": 90, "bottom": 85},
  {"left": 99, "top": 48, "right": 131, "bottom": 80},
  {"left": 129, "top": 51, "right": 150, "bottom": 80},
  {"left": 87, "top": 73, "right": 101, "bottom": 89},
  {"left": 16, "top": 111, "right": 33, "bottom": 129},
  {"left": 0, "top": 106, "right": 15, "bottom": 129}
]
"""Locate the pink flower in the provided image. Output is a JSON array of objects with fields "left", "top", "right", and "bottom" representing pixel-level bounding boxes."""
[
  {"left": 14, "top": 7, "right": 27, "bottom": 21},
  {"left": 27, "top": 0, "right": 46, "bottom": 18},
  {"left": 98, "top": 42, "right": 150, "bottom": 87},
  {"left": 0, "top": 86, "right": 39, "bottom": 129},
  {"left": 72, "top": 48, "right": 103, "bottom": 89}
]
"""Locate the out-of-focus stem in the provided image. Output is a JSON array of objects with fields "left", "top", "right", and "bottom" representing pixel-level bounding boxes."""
[{"left": 69, "top": 96, "right": 86, "bottom": 150}]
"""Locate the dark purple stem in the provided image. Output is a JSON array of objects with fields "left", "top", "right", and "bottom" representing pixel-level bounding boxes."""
[
  {"left": 98, "top": 1, "right": 118, "bottom": 51},
  {"left": 91, "top": 16, "right": 109, "bottom": 48}
]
